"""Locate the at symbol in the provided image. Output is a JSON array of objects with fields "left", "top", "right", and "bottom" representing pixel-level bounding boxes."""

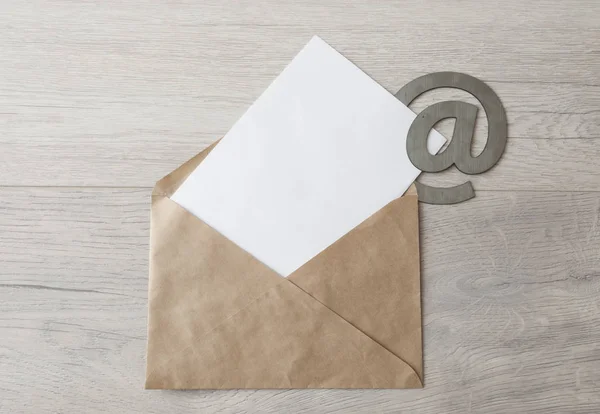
[{"left": 396, "top": 72, "right": 508, "bottom": 205}]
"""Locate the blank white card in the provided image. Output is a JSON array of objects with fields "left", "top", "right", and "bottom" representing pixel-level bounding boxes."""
[{"left": 172, "top": 36, "right": 445, "bottom": 277}]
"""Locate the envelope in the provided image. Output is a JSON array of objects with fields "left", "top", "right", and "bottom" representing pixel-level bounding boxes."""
[{"left": 145, "top": 142, "right": 423, "bottom": 389}]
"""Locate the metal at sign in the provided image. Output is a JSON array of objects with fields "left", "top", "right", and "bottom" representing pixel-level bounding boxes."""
[{"left": 396, "top": 72, "right": 508, "bottom": 204}]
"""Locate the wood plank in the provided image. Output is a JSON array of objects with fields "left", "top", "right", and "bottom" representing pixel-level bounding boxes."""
[
  {"left": 2, "top": 82, "right": 598, "bottom": 143},
  {"left": 2, "top": 1, "right": 599, "bottom": 87},
  {"left": 1, "top": 188, "right": 599, "bottom": 413},
  {"left": 3, "top": 136, "right": 600, "bottom": 191}
]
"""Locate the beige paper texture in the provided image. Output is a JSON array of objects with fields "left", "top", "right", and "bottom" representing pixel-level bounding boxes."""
[{"left": 145, "top": 143, "right": 423, "bottom": 389}]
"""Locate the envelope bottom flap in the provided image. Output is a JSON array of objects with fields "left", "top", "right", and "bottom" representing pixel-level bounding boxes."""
[{"left": 145, "top": 279, "right": 422, "bottom": 389}]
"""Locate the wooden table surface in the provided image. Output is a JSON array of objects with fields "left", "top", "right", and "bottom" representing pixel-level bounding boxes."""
[{"left": 1, "top": 1, "right": 599, "bottom": 413}]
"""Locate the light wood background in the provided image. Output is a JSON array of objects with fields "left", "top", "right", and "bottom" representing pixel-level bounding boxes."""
[{"left": 1, "top": 1, "right": 599, "bottom": 413}]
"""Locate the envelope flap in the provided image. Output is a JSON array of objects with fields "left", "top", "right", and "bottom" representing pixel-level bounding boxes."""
[
  {"left": 147, "top": 196, "right": 284, "bottom": 370},
  {"left": 153, "top": 141, "right": 219, "bottom": 197},
  {"left": 146, "top": 277, "right": 421, "bottom": 389},
  {"left": 289, "top": 189, "right": 423, "bottom": 380}
]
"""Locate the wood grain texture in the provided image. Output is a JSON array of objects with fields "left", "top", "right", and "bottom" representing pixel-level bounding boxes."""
[{"left": 1, "top": 0, "right": 599, "bottom": 412}]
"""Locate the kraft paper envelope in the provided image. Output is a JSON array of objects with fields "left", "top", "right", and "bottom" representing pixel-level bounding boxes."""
[{"left": 145, "top": 142, "right": 424, "bottom": 389}]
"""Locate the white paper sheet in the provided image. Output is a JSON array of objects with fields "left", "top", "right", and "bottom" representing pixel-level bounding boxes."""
[{"left": 172, "top": 36, "right": 445, "bottom": 277}]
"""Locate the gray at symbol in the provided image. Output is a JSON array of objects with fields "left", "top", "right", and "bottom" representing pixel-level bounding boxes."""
[{"left": 396, "top": 72, "right": 508, "bottom": 205}]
